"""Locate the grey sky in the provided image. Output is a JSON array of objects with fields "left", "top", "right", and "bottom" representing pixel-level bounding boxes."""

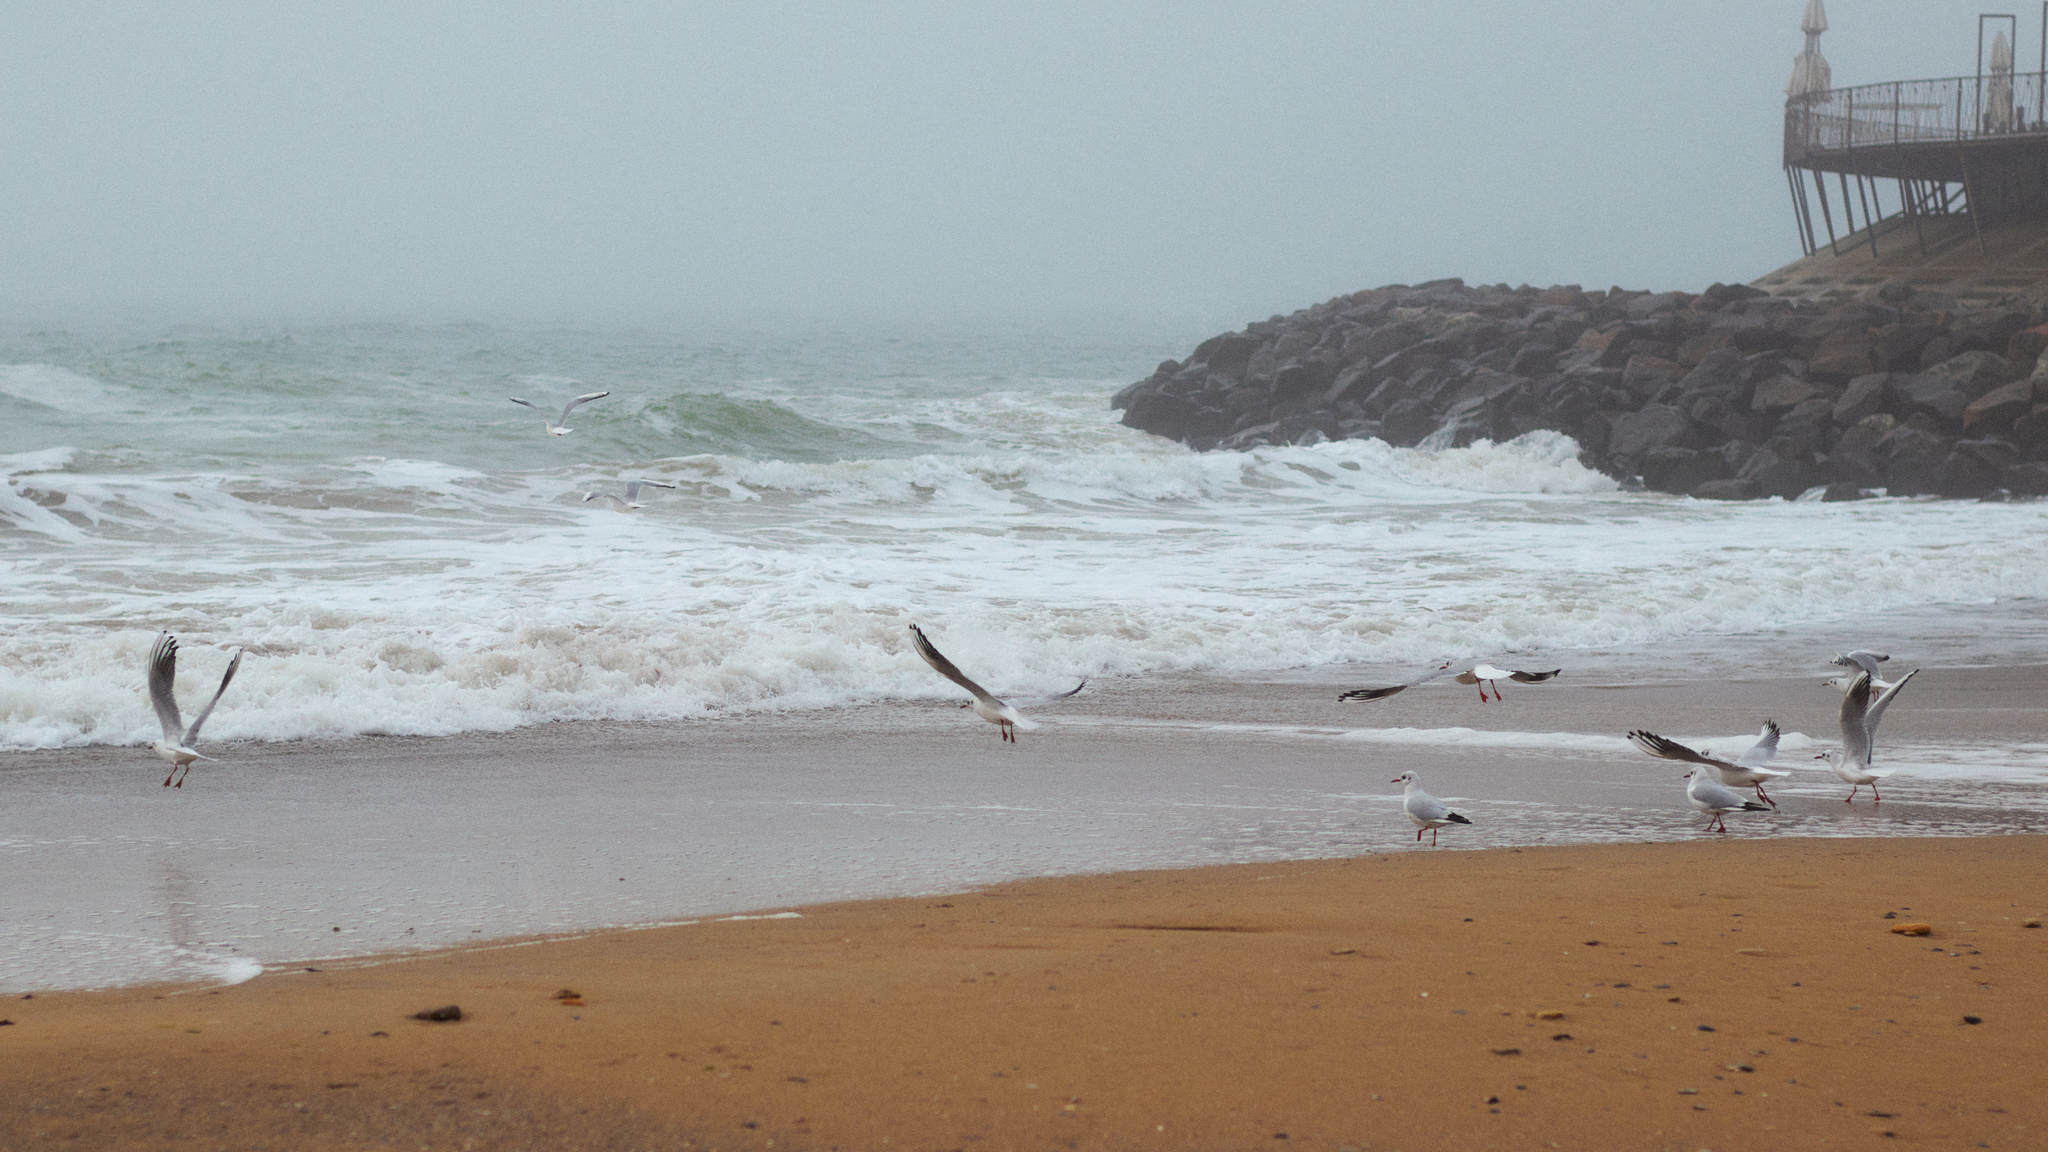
[{"left": 0, "top": 2, "right": 2015, "bottom": 331}]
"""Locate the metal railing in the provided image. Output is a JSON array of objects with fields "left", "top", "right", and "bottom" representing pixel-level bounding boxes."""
[{"left": 1785, "top": 71, "right": 2048, "bottom": 162}]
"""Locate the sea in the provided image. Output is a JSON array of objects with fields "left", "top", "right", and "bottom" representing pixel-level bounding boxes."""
[
  {"left": 6, "top": 319, "right": 2048, "bottom": 992},
  {"left": 8, "top": 319, "right": 2048, "bottom": 751}
]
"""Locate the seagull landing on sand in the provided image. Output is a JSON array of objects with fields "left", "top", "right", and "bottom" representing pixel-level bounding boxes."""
[
  {"left": 1339, "top": 661, "right": 1559, "bottom": 704},
  {"left": 147, "top": 631, "right": 243, "bottom": 788},
  {"left": 509, "top": 391, "right": 610, "bottom": 436},
  {"left": 908, "top": 624, "right": 1035, "bottom": 743},
  {"left": 1629, "top": 723, "right": 1789, "bottom": 809},
  {"left": 1681, "top": 764, "right": 1771, "bottom": 833},
  {"left": 1391, "top": 771, "right": 1471, "bottom": 846},
  {"left": 1816, "top": 668, "right": 1919, "bottom": 803},
  {"left": 583, "top": 480, "right": 676, "bottom": 509}
]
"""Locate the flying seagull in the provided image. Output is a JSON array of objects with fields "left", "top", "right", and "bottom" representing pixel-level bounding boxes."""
[
  {"left": 147, "top": 631, "right": 243, "bottom": 788},
  {"left": 1628, "top": 722, "right": 1789, "bottom": 808},
  {"left": 1816, "top": 668, "right": 1919, "bottom": 803},
  {"left": 908, "top": 624, "right": 1034, "bottom": 743},
  {"left": 1681, "top": 764, "right": 1771, "bottom": 833},
  {"left": 583, "top": 479, "right": 677, "bottom": 509},
  {"left": 1339, "top": 661, "right": 1559, "bottom": 704},
  {"left": 509, "top": 391, "right": 610, "bottom": 436},
  {"left": 1824, "top": 649, "right": 1899, "bottom": 692},
  {"left": 1391, "top": 771, "right": 1471, "bottom": 846}
]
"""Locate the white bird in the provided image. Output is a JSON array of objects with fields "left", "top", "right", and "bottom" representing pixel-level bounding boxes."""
[
  {"left": 1629, "top": 723, "right": 1789, "bottom": 808},
  {"left": 1682, "top": 764, "right": 1771, "bottom": 833},
  {"left": 1825, "top": 649, "right": 1899, "bottom": 692},
  {"left": 1339, "top": 661, "right": 1560, "bottom": 704},
  {"left": 147, "top": 631, "right": 243, "bottom": 788},
  {"left": 908, "top": 624, "right": 1035, "bottom": 743},
  {"left": 1816, "top": 668, "right": 1919, "bottom": 803},
  {"left": 1391, "top": 770, "right": 1472, "bottom": 846},
  {"left": 509, "top": 391, "right": 610, "bottom": 436},
  {"left": 582, "top": 479, "right": 677, "bottom": 509}
]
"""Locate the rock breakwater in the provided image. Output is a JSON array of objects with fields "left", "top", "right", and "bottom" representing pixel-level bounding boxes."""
[{"left": 1113, "top": 279, "right": 2048, "bottom": 499}]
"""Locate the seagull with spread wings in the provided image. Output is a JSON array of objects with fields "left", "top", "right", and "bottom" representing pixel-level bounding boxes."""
[
  {"left": 147, "top": 631, "right": 243, "bottom": 788},
  {"left": 1628, "top": 721, "right": 1789, "bottom": 809},
  {"left": 1339, "top": 660, "right": 1560, "bottom": 704},
  {"left": 583, "top": 479, "right": 677, "bottom": 509},
  {"left": 908, "top": 624, "right": 1035, "bottom": 743},
  {"left": 509, "top": 390, "right": 610, "bottom": 436},
  {"left": 1816, "top": 668, "right": 1919, "bottom": 803}
]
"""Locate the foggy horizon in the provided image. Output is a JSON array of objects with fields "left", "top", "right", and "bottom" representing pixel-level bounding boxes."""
[{"left": 2, "top": 2, "right": 2017, "bottom": 335}]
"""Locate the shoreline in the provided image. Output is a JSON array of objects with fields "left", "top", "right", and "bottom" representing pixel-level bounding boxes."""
[
  {"left": 7, "top": 835, "right": 2046, "bottom": 1150},
  {"left": 7, "top": 662, "right": 2048, "bottom": 995}
]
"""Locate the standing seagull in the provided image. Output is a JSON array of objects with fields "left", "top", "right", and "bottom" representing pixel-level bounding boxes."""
[
  {"left": 1628, "top": 723, "right": 1789, "bottom": 808},
  {"left": 1390, "top": 771, "right": 1472, "bottom": 846},
  {"left": 583, "top": 479, "right": 677, "bottom": 509},
  {"left": 1816, "top": 668, "right": 1919, "bottom": 803},
  {"left": 509, "top": 391, "right": 610, "bottom": 436},
  {"left": 1682, "top": 764, "right": 1771, "bottom": 833},
  {"left": 147, "top": 632, "right": 243, "bottom": 788},
  {"left": 908, "top": 624, "right": 1034, "bottom": 743},
  {"left": 1339, "top": 661, "right": 1559, "bottom": 704}
]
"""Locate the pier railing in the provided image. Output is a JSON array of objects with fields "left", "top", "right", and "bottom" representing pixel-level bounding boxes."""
[{"left": 1785, "top": 71, "right": 2048, "bottom": 163}]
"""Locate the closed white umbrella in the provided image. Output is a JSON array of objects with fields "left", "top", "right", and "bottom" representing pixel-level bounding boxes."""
[{"left": 1787, "top": 0, "right": 1831, "bottom": 99}]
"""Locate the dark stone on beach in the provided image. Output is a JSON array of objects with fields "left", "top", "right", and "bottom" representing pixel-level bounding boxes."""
[
  {"left": 1607, "top": 404, "right": 1693, "bottom": 461},
  {"left": 412, "top": 1005, "right": 464, "bottom": 1022},
  {"left": 1903, "top": 352, "right": 2014, "bottom": 428},
  {"left": 1963, "top": 376, "right": 2040, "bottom": 434},
  {"left": 2015, "top": 405, "right": 2048, "bottom": 459},
  {"left": 1833, "top": 373, "right": 1894, "bottom": 425},
  {"left": 1738, "top": 438, "right": 1821, "bottom": 499},
  {"left": 1820, "top": 481, "right": 1871, "bottom": 501},
  {"left": 1939, "top": 438, "right": 2021, "bottom": 499},
  {"left": 1691, "top": 477, "right": 1762, "bottom": 500},
  {"left": 1880, "top": 426, "right": 1951, "bottom": 495},
  {"left": 2005, "top": 461, "right": 2048, "bottom": 495}
]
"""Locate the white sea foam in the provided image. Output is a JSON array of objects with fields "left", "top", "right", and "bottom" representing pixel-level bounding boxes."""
[{"left": 0, "top": 364, "right": 125, "bottom": 414}]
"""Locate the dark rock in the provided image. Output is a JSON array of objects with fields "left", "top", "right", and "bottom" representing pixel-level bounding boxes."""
[
  {"left": 412, "top": 1005, "right": 463, "bottom": 1022},
  {"left": 1901, "top": 351, "right": 2014, "bottom": 427},
  {"left": 1640, "top": 447, "right": 1728, "bottom": 492},
  {"left": 1880, "top": 426, "right": 1951, "bottom": 495},
  {"left": 2005, "top": 461, "right": 2048, "bottom": 495},
  {"left": 1962, "top": 376, "right": 2040, "bottom": 435},
  {"left": 1833, "top": 373, "right": 1894, "bottom": 425},
  {"left": 1607, "top": 404, "right": 1695, "bottom": 459},
  {"left": 1807, "top": 325, "right": 1882, "bottom": 380},
  {"left": 1751, "top": 374, "right": 1832, "bottom": 414},
  {"left": 1819, "top": 481, "right": 1871, "bottom": 501},
  {"left": 1937, "top": 439, "right": 2019, "bottom": 499},
  {"left": 1704, "top": 282, "right": 1769, "bottom": 305},
  {"left": 1622, "top": 354, "right": 1683, "bottom": 399},
  {"left": 1738, "top": 437, "right": 1821, "bottom": 499},
  {"left": 2012, "top": 404, "right": 2048, "bottom": 458},
  {"left": 1691, "top": 477, "right": 1762, "bottom": 500}
]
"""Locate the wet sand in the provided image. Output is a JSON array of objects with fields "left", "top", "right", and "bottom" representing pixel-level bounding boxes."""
[
  {"left": 5, "top": 835, "right": 2047, "bottom": 1151},
  {"left": 4, "top": 665, "right": 2047, "bottom": 993}
]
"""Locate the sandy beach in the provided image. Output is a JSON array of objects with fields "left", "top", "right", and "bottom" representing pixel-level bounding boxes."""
[
  {"left": 4, "top": 661, "right": 2048, "bottom": 1149},
  {"left": 4, "top": 835, "right": 2045, "bottom": 1151}
]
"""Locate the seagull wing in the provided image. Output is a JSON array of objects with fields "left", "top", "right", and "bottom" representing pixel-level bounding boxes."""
[
  {"left": 181, "top": 649, "right": 242, "bottom": 746},
  {"left": 147, "top": 632, "right": 184, "bottom": 743},
  {"left": 1738, "top": 719, "right": 1781, "bottom": 767},
  {"left": 1687, "top": 768, "right": 1749, "bottom": 811},
  {"left": 1016, "top": 678, "right": 1087, "bottom": 705},
  {"left": 1838, "top": 672, "right": 1875, "bottom": 768},
  {"left": 509, "top": 397, "right": 540, "bottom": 411},
  {"left": 1404, "top": 788, "right": 1451, "bottom": 823},
  {"left": 1339, "top": 662, "right": 1452, "bottom": 702},
  {"left": 1508, "top": 668, "right": 1562, "bottom": 684},
  {"left": 1863, "top": 667, "right": 1918, "bottom": 741},
  {"left": 1834, "top": 650, "right": 1890, "bottom": 675},
  {"left": 640, "top": 480, "right": 678, "bottom": 489},
  {"left": 1628, "top": 729, "right": 1747, "bottom": 773},
  {"left": 909, "top": 624, "right": 998, "bottom": 703},
  {"left": 556, "top": 391, "right": 611, "bottom": 423},
  {"left": 622, "top": 482, "right": 643, "bottom": 502}
]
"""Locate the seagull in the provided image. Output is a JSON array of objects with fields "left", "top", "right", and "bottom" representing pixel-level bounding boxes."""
[
  {"left": 1390, "top": 771, "right": 1472, "bottom": 846},
  {"left": 582, "top": 479, "right": 677, "bottom": 509},
  {"left": 1339, "top": 661, "right": 1559, "bottom": 704},
  {"left": 1816, "top": 668, "right": 1919, "bottom": 803},
  {"left": 509, "top": 391, "right": 610, "bottom": 436},
  {"left": 1825, "top": 650, "right": 1899, "bottom": 692},
  {"left": 908, "top": 624, "right": 1035, "bottom": 743},
  {"left": 1681, "top": 764, "right": 1771, "bottom": 833},
  {"left": 1628, "top": 722, "right": 1789, "bottom": 808},
  {"left": 147, "top": 631, "right": 243, "bottom": 788}
]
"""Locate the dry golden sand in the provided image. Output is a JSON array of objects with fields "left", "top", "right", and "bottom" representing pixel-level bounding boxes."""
[{"left": 4, "top": 836, "right": 2046, "bottom": 1151}]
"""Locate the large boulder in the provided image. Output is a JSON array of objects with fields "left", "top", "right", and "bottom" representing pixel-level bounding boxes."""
[
  {"left": 1606, "top": 404, "right": 1696, "bottom": 460},
  {"left": 1901, "top": 351, "right": 2014, "bottom": 427},
  {"left": 1962, "top": 376, "right": 2040, "bottom": 435},
  {"left": 1937, "top": 438, "right": 2020, "bottom": 498},
  {"left": 1832, "top": 373, "right": 1894, "bottom": 425}
]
